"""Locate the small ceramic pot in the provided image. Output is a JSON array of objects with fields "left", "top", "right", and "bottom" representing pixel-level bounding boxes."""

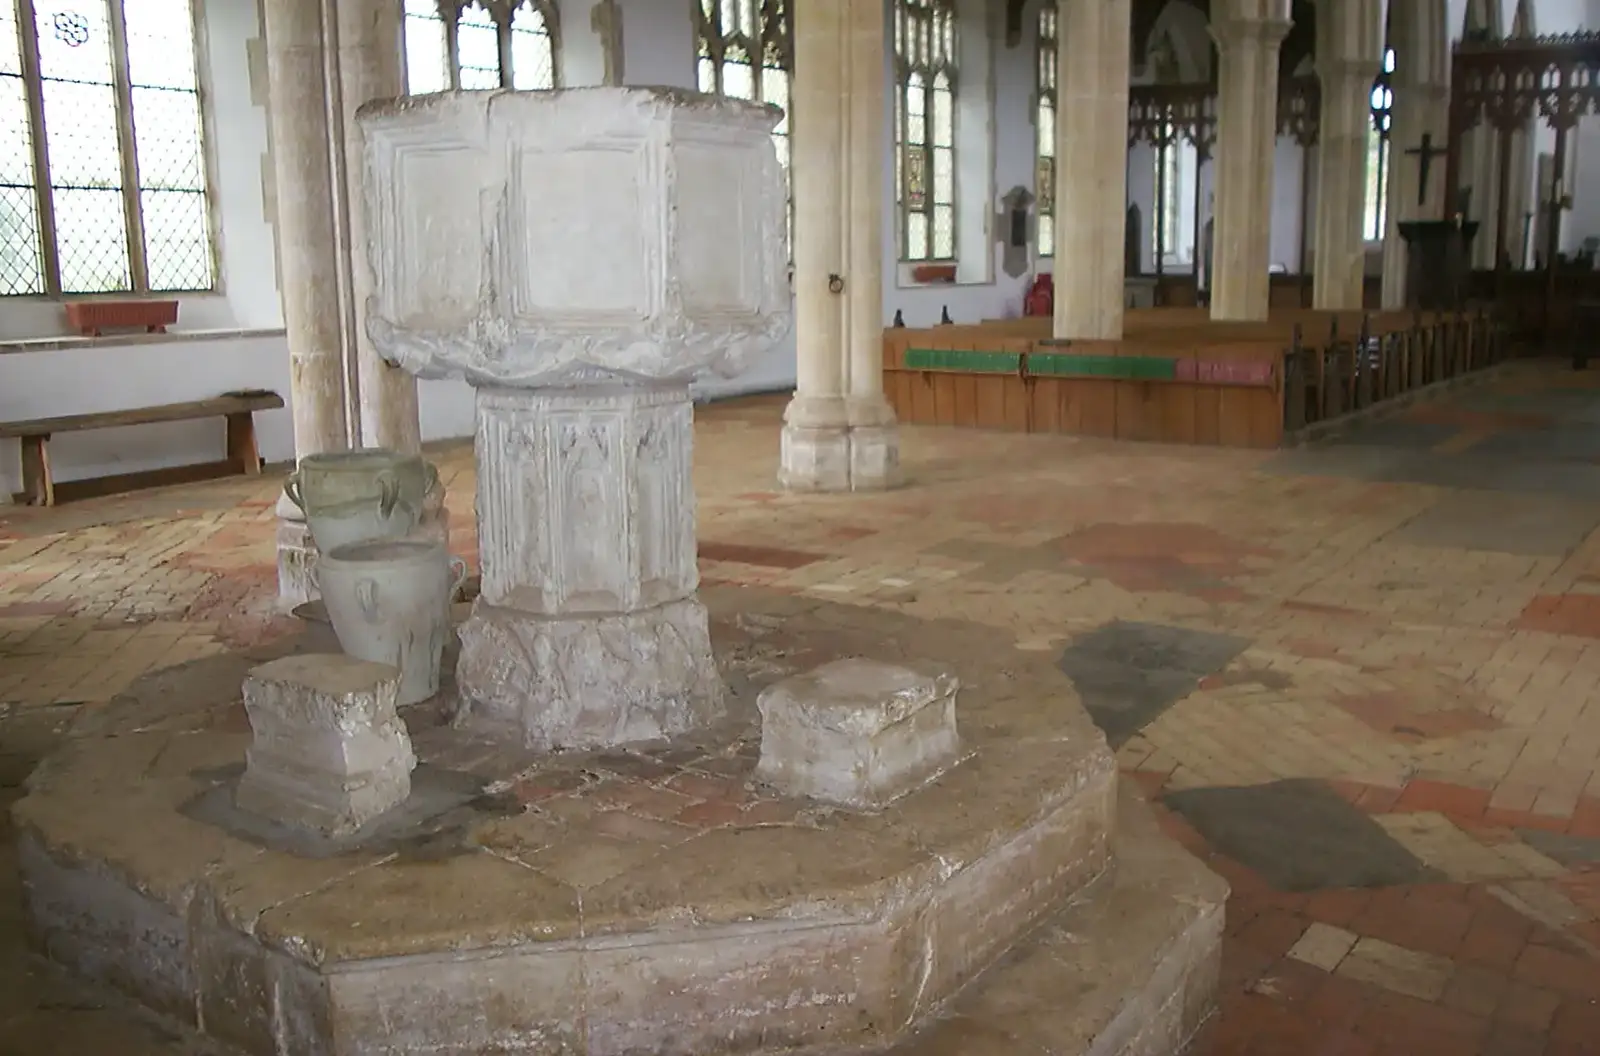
[
  {"left": 316, "top": 538, "right": 468, "bottom": 707},
  {"left": 284, "top": 450, "right": 438, "bottom": 553}
]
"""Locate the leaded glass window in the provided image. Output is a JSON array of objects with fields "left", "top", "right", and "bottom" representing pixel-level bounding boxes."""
[
  {"left": 1364, "top": 46, "right": 1394, "bottom": 241},
  {"left": 895, "top": 0, "right": 957, "bottom": 262},
  {"left": 1035, "top": 4, "right": 1056, "bottom": 257},
  {"left": 402, "top": 0, "right": 558, "bottom": 95},
  {"left": 694, "top": 0, "right": 791, "bottom": 248},
  {"left": 0, "top": 0, "right": 215, "bottom": 297}
]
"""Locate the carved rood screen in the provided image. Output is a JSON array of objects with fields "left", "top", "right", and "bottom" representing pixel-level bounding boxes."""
[
  {"left": 1127, "top": 83, "right": 1216, "bottom": 158},
  {"left": 1451, "top": 31, "right": 1600, "bottom": 134},
  {"left": 1443, "top": 32, "right": 1600, "bottom": 214}
]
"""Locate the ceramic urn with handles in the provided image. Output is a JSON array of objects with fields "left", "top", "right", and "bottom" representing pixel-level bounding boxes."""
[
  {"left": 315, "top": 537, "right": 468, "bottom": 707},
  {"left": 283, "top": 449, "right": 438, "bottom": 554}
]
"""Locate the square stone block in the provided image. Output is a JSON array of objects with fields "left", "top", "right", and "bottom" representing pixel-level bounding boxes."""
[
  {"left": 755, "top": 659, "right": 961, "bottom": 808},
  {"left": 237, "top": 654, "right": 416, "bottom": 837}
]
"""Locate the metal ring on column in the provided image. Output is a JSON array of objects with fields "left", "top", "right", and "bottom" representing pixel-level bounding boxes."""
[{"left": 828, "top": 274, "right": 845, "bottom": 294}]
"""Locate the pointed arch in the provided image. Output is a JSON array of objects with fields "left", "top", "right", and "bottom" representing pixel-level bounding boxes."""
[
  {"left": 1143, "top": 0, "right": 1212, "bottom": 84},
  {"left": 1461, "top": 0, "right": 1504, "bottom": 40},
  {"left": 1510, "top": 0, "right": 1534, "bottom": 37}
]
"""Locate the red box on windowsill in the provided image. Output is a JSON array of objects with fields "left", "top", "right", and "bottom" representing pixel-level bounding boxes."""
[
  {"left": 911, "top": 264, "right": 957, "bottom": 284},
  {"left": 64, "top": 299, "right": 180, "bottom": 338}
]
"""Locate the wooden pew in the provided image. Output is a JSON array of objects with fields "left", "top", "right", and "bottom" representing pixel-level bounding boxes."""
[
  {"left": 881, "top": 307, "right": 1503, "bottom": 448},
  {"left": 882, "top": 319, "right": 1284, "bottom": 447},
  {"left": 1, "top": 390, "right": 285, "bottom": 506}
]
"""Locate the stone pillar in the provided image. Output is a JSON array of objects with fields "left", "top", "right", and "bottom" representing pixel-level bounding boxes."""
[
  {"left": 1311, "top": 0, "right": 1383, "bottom": 311},
  {"left": 1052, "top": 0, "right": 1131, "bottom": 340},
  {"left": 779, "top": 0, "right": 898, "bottom": 492},
  {"left": 336, "top": 2, "right": 422, "bottom": 454},
  {"left": 263, "top": 0, "right": 348, "bottom": 607},
  {"left": 1208, "top": 1, "right": 1291, "bottom": 322},
  {"left": 841, "top": 0, "right": 897, "bottom": 489},
  {"left": 361, "top": 89, "right": 790, "bottom": 750}
]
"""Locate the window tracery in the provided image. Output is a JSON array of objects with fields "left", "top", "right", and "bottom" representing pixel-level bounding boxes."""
[
  {"left": 402, "top": 0, "right": 559, "bottom": 94},
  {"left": 895, "top": 0, "right": 959, "bottom": 262}
]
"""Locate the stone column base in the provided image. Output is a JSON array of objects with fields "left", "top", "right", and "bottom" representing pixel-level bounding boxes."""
[
  {"left": 456, "top": 595, "right": 725, "bottom": 750},
  {"left": 276, "top": 518, "right": 318, "bottom": 611},
  {"left": 779, "top": 424, "right": 901, "bottom": 492}
]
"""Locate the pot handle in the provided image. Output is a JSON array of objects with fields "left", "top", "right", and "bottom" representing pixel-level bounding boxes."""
[
  {"left": 356, "top": 578, "right": 380, "bottom": 620},
  {"left": 448, "top": 557, "right": 469, "bottom": 601},
  {"left": 306, "top": 554, "right": 319, "bottom": 591},
  {"left": 423, "top": 461, "right": 441, "bottom": 499},
  {"left": 284, "top": 472, "right": 304, "bottom": 512},
  {"left": 377, "top": 472, "right": 400, "bottom": 519}
]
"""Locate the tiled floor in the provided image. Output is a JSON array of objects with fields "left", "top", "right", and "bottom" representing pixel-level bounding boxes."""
[{"left": 7, "top": 362, "right": 1600, "bottom": 1053}]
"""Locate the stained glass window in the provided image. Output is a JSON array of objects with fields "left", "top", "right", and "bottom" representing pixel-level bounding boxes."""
[
  {"left": 402, "top": 0, "right": 558, "bottom": 95},
  {"left": 1364, "top": 47, "right": 1395, "bottom": 241},
  {"left": 895, "top": 0, "right": 957, "bottom": 262},
  {"left": 1035, "top": 4, "right": 1056, "bottom": 257},
  {"left": 0, "top": 0, "right": 215, "bottom": 297},
  {"left": 695, "top": 1, "right": 791, "bottom": 251}
]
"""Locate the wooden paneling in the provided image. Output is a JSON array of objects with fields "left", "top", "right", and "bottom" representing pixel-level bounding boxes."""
[{"left": 882, "top": 306, "right": 1502, "bottom": 450}]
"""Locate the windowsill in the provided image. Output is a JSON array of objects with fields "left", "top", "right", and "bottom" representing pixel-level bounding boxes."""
[
  {"left": 0, "top": 327, "right": 286, "bottom": 356},
  {"left": 895, "top": 278, "right": 1004, "bottom": 290},
  {"left": 5, "top": 289, "right": 231, "bottom": 303},
  {"left": 895, "top": 260, "right": 996, "bottom": 290}
]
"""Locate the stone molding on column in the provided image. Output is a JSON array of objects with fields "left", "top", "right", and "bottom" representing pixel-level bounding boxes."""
[
  {"left": 780, "top": 0, "right": 898, "bottom": 493},
  {"left": 1208, "top": 3, "right": 1291, "bottom": 322},
  {"left": 1052, "top": 0, "right": 1131, "bottom": 341},
  {"left": 360, "top": 88, "right": 790, "bottom": 749}
]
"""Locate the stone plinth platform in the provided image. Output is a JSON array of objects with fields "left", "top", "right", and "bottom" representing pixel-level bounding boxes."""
[{"left": 12, "top": 590, "right": 1224, "bottom": 1056}]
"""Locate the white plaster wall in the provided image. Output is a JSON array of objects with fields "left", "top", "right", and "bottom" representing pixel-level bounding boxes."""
[
  {"left": 0, "top": 337, "right": 295, "bottom": 494},
  {"left": 1271, "top": 139, "right": 1307, "bottom": 273}
]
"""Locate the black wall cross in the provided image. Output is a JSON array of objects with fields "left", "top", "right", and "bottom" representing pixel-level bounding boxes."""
[{"left": 1405, "top": 133, "right": 1447, "bottom": 207}]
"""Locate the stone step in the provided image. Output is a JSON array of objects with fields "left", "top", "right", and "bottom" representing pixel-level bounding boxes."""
[{"left": 886, "top": 787, "right": 1228, "bottom": 1056}]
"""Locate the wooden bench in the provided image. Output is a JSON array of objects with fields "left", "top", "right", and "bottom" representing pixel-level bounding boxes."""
[{"left": 0, "top": 390, "right": 285, "bottom": 506}]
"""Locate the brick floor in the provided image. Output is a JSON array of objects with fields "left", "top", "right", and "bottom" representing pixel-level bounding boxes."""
[{"left": 7, "top": 368, "right": 1600, "bottom": 1051}]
